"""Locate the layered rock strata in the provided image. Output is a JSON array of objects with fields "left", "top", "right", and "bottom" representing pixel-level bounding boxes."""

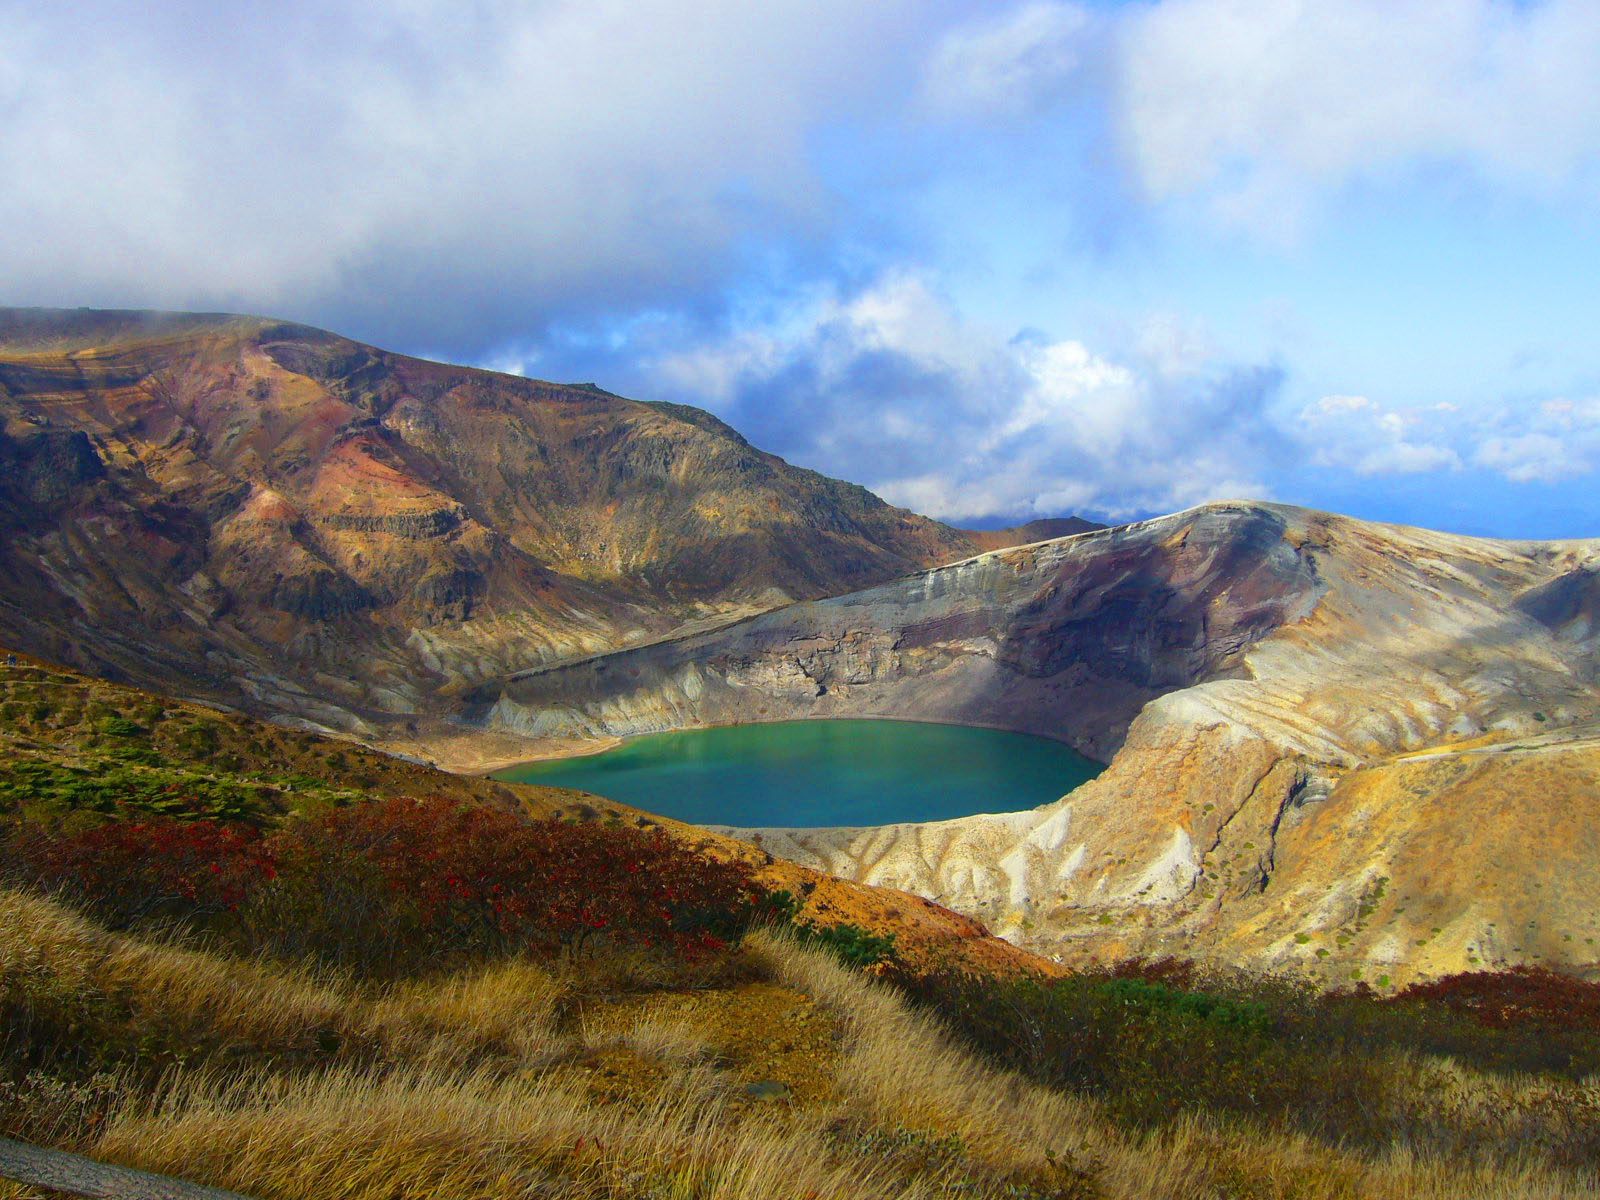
[
  {"left": 0, "top": 307, "right": 995, "bottom": 729},
  {"left": 473, "top": 501, "right": 1600, "bottom": 984}
]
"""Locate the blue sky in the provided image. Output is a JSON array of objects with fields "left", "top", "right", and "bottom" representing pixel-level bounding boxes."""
[{"left": 4, "top": 0, "right": 1599, "bottom": 537}]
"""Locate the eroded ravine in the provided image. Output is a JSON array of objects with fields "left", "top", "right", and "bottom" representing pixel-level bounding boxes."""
[{"left": 469, "top": 500, "right": 1600, "bottom": 985}]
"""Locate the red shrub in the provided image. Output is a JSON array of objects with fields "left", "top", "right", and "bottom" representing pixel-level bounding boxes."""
[
  {"left": 4, "top": 816, "right": 272, "bottom": 930},
  {"left": 1394, "top": 966, "right": 1600, "bottom": 1031},
  {"left": 5, "top": 797, "right": 762, "bottom": 976},
  {"left": 242, "top": 797, "right": 761, "bottom": 974}
]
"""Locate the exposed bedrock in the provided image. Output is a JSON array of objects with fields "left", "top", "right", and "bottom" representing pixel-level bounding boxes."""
[
  {"left": 0, "top": 306, "right": 1003, "bottom": 729},
  {"left": 473, "top": 500, "right": 1600, "bottom": 984},
  {"left": 473, "top": 502, "right": 1323, "bottom": 762}
]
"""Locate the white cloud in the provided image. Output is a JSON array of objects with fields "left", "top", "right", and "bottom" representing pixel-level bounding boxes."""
[
  {"left": 1297, "top": 392, "right": 1600, "bottom": 487},
  {"left": 1298, "top": 395, "right": 1463, "bottom": 476},
  {"left": 651, "top": 270, "right": 1600, "bottom": 525},
  {"left": 1472, "top": 397, "right": 1600, "bottom": 482},
  {"left": 928, "top": 0, "right": 1600, "bottom": 237},
  {"left": 653, "top": 330, "right": 787, "bottom": 404},
  {"left": 649, "top": 273, "right": 1282, "bottom": 522},
  {"left": 473, "top": 349, "right": 541, "bottom": 379},
  {"left": 0, "top": 0, "right": 921, "bottom": 348},
  {"left": 834, "top": 272, "right": 997, "bottom": 377},
  {"left": 922, "top": 2, "right": 1093, "bottom": 117},
  {"left": 1474, "top": 433, "right": 1584, "bottom": 483},
  {"left": 1120, "top": 0, "right": 1600, "bottom": 231}
]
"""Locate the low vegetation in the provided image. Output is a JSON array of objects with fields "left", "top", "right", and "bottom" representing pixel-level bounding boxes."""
[
  {"left": 6, "top": 876, "right": 1599, "bottom": 1200},
  {"left": 0, "top": 656, "right": 546, "bottom": 832},
  {"left": 4, "top": 651, "right": 1600, "bottom": 1198},
  {"left": 4, "top": 798, "right": 759, "bottom": 975},
  {"left": 894, "top": 959, "right": 1600, "bottom": 1169}
]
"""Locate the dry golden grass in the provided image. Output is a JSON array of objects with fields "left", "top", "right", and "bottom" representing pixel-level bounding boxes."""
[
  {"left": 0, "top": 885, "right": 348, "bottom": 1046},
  {"left": 746, "top": 928, "right": 1600, "bottom": 1200},
  {"left": 591, "top": 1017, "right": 718, "bottom": 1067},
  {"left": 5, "top": 890, "right": 1600, "bottom": 1200},
  {"left": 93, "top": 1062, "right": 944, "bottom": 1200},
  {"left": 0, "top": 886, "right": 578, "bottom": 1069},
  {"left": 364, "top": 958, "right": 568, "bottom": 1064}
]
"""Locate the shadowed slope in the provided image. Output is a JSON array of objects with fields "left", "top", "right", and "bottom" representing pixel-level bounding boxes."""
[
  {"left": 0, "top": 306, "right": 987, "bottom": 732},
  {"left": 472, "top": 500, "right": 1600, "bottom": 984}
]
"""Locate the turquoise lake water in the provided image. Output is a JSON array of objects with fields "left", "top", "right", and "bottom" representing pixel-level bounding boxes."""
[{"left": 494, "top": 719, "right": 1102, "bottom": 828}]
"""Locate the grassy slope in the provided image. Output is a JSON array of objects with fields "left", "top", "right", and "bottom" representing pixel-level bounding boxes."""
[
  {"left": 0, "top": 646, "right": 1045, "bottom": 980},
  {"left": 1, "top": 650, "right": 1599, "bottom": 1197},
  {"left": 2, "top": 891, "right": 1595, "bottom": 1200}
]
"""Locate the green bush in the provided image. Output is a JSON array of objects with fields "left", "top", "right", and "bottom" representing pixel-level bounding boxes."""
[
  {"left": 798, "top": 921, "right": 898, "bottom": 969},
  {"left": 168, "top": 722, "right": 220, "bottom": 758},
  {"left": 97, "top": 715, "right": 147, "bottom": 739},
  {"left": 758, "top": 890, "right": 898, "bottom": 970},
  {"left": 893, "top": 962, "right": 1600, "bottom": 1164},
  {"left": 1096, "top": 977, "right": 1271, "bottom": 1035},
  {"left": 0, "top": 761, "right": 267, "bottom": 822}
]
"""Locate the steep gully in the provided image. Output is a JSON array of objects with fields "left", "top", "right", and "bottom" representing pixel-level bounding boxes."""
[
  {"left": 6, "top": 309, "right": 1600, "bottom": 983},
  {"left": 467, "top": 501, "right": 1600, "bottom": 984}
]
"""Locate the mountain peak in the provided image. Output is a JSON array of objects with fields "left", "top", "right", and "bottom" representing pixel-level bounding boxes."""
[{"left": 0, "top": 306, "right": 996, "bottom": 725}]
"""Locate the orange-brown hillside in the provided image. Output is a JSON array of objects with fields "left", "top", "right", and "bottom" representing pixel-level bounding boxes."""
[{"left": 0, "top": 307, "right": 1012, "bottom": 733}]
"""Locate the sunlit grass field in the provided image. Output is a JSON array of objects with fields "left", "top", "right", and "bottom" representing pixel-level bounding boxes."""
[{"left": 3, "top": 650, "right": 1600, "bottom": 1199}]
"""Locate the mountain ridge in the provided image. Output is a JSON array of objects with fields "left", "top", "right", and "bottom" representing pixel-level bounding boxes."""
[
  {"left": 0, "top": 305, "right": 1060, "bottom": 733},
  {"left": 474, "top": 497, "right": 1600, "bottom": 985}
]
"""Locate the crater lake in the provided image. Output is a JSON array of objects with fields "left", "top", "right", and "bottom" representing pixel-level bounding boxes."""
[{"left": 494, "top": 719, "right": 1103, "bottom": 828}]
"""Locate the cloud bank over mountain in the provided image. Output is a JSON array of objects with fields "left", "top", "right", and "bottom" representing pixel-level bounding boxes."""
[
  {"left": 0, "top": 0, "right": 922, "bottom": 345},
  {"left": 649, "top": 274, "right": 1286, "bottom": 522},
  {"left": 3, "top": 0, "right": 1598, "bottom": 534}
]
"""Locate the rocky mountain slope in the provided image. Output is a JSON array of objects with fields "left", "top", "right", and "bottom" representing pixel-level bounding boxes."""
[
  {"left": 0, "top": 643, "right": 1044, "bottom": 978},
  {"left": 0, "top": 306, "right": 1010, "bottom": 734},
  {"left": 469, "top": 501, "right": 1600, "bottom": 985},
  {"left": 8, "top": 306, "right": 1599, "bottom": 986}
]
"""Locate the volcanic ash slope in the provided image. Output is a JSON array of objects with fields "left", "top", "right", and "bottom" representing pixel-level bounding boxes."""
[
  {"left": 0, "top": 306, "right": 979, "bottom": 728},
  {"left": 476, "top": 500, "right": 1600, "bottom": 983}
]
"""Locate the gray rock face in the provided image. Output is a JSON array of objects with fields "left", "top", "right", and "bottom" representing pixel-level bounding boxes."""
[
  {"left": 472, "top": 503, "right": 1322, "bottom": 764},
  {"left": 0, "top": 1135, "right": 256, "bottom": 1199},
  {"left": 470, "top": 500, "right": 1600, "bottom": 985}
]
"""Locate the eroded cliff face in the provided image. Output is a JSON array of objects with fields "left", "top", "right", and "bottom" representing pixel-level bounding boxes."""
[
  {"left": 0, "top": 307, "right": 985, "bottom": 729},
  {"left": 473, "top": 501, "right": 1600, "bottom": 985},
  {"left": 474, "top": 504, "right": 1322, "bottom": 761}
]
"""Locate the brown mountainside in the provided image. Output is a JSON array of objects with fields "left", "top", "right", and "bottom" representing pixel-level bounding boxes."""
[
  {"left": 479, "top": 500, "right": 1600, "bottom": 985},
  {"left": 0, "top": 306, "right": 1010, "bottom": 731},
  {"left": 960, "top": 516, "right": 1104, "bottom": 552}
]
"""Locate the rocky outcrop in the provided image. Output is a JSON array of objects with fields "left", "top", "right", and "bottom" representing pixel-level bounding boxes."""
[
  {"left": 474, "top": 504, "right": 1321, "bottom": 761},
  {"left": 473, "top": 501, "right": 1600, "bottom": 985},
  {"left": 0, "top": 426, "right": 105, "bottom": 509},
  {"left": 319, "top": 509, "right": 464, "bottom": 538},
  {"left": 0, "top": 306, "right": 1006, "bottom": 728}
]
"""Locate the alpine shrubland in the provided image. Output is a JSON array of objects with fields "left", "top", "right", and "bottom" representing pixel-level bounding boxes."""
[{"left": 4, "top": 650, "right": 1600, "bottom": 1198}]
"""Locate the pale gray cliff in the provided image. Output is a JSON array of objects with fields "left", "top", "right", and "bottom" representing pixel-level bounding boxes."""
[
  {"left": 472, "top": 502, "right": 1322, "bottom": 762},
  {"left": 468, "top": 500, "right": 1600, "bottom": 986}
]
